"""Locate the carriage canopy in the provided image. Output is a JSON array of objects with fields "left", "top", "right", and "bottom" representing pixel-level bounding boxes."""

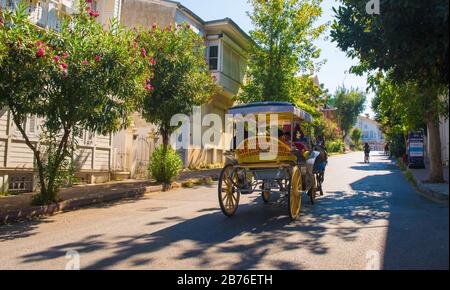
[{"left": 228, "top": 102, "right": 313, "bottom": 124}]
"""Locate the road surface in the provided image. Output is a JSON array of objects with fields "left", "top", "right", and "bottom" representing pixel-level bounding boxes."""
[{"left": 0, "top": 152, "right": 448, "bottom": 270}]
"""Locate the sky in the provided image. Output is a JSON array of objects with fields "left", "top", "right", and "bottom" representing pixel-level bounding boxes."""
[{"left": 177, "top": 0, "right": 374, "bottom": 116}]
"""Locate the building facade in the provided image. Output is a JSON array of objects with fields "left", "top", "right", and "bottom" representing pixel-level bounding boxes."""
[
  {"left": 113, "top": 0, "right": 250, "bottom": 175},
  {"left": 354, "top": 115, "right": 385, "bottom": 151}
]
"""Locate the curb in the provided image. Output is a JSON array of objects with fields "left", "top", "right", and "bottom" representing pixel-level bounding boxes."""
[
  {"left": 397, "top": 159, "right": 449, "bottom": 204},
  {"left": 414, "top": 180, "right": 449, "bottom": 204},
  {"left": 0, "top": 172, "right": 220, "bottom": 225},
  {"left": 0, "top": 184, "right": 163, "bottom": 224}
]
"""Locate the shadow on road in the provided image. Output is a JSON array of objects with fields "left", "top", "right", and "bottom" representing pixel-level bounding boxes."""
[
  {"left": 20, "top": 188, "right": 407, "bottom": 269},
  {"left": 12, "top": 154, "right": 450, "bottom": 269}
]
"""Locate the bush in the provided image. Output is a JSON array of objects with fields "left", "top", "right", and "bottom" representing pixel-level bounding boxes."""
[
  {"left": 326, "top": 139, "right": 345, "bottom": 153},
  {"left": 388, "top": 132, "right": 406, "bottom": 158},
  {"left": 149, "top": 146, "right": 183, "bottom": 184}
]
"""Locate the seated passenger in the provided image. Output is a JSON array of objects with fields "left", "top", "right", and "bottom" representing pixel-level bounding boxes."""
[{"left": 280, "top": 132, "right": 291, "bottom": 145}]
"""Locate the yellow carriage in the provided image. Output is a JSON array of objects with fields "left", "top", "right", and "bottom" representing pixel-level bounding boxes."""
[{"left": 218, "top": 102, "right": 320, "bottom": 221}]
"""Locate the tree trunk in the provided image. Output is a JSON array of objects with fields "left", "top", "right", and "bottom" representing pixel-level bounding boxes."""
[{"left": 426, "top": 117, "right": 444, "bottom": 183}]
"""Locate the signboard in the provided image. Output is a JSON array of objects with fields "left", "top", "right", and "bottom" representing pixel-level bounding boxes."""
[{"left": 408, "top": 131, "right": 425, "bottom": 168}]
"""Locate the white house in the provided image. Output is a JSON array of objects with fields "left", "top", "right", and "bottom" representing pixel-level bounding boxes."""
[{"left": 354, "top": 115, "right": 385, "bottom": 151}]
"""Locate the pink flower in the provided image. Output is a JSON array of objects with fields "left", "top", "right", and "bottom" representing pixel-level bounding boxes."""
[
  {"left": 63, "top": 69, "right": 69, "bottom": 78},
  {"left": 141, "top": 47, "right": 147, "bottom": 58},
  {"left": 36, "top": 47, "right": 46, "bottom": 58},
  {"left": 89, "top": 10, "right": 100, "bottom": 17},
  {"left": 133, "top": 39, "right": 138, "bottom": 49},
  {"left": 53, "top": 55, "right": 60, "bottom": 62},
  {"left": 177, "top": 24, "right": 182, "bottom": 30},
  {"left": 149, "top": 57, "right": 156, "bottom": 66},
  {"left": 144, "top": 79, "right": 154, "bottom": 91},
  {"left": 166, "top": 24, "right": 172, "bottom": 32},
  {"left": 62, "top": 51, "right": 69, "bottom": 58},
  {"left": 86, "top": 6, "right": 99, "bottom": 17},
  {"left": 60, "top": 62, "right": 68, "bottom": 69},
  {"left": 35, "top": 41, "right": 43, "bottom": 47},
  {"left": 82, "top": 59, "right": 90, "bottom": 65},
  {"left": 85, "top": 0, "right": 93, "bottom": 3},
  {"left": 95, "top": 55, "right": 102, "bottom": 62},
  {"left": 152, "top": 23, "right": 157, "bottom": 30}
]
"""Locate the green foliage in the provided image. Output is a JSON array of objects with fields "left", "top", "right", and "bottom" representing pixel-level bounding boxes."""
[
  {"left": 405, "top": 171, "right": 417, "bottom": 187},
  {"left": 313, "top": 115, "right": 341, "bottom": 143},
  {"left": 326, "top": 139, "right": 345, "bottom": 153},
  {"left": 329, "top": 86, "right": 366, "bottom": 138},
  {"left": 331, "top": 0, "right": 449, "bottom": 182},
  {"left": 331, "top": 0, "right": 449, "bottom": 87},
  {"left": 397, "top": 158, "right": 406, "bottom": 172},
  {"left": 386, "top": 132, "right": 407, "bottom": 158},
  {"left": 350, "top": 128, "right": 362, "bottom": 146},
  {"left": 150, "top": 146, "right": 183, "bottom": 184},
  {"left": 138, "top": 22, "right": 217, "bottom": 146},
  {"left": 238, "top": 0, "right": 326, "bottom": 103},
  {"left": 370, "top": 72, "right": 430, "bottom": 134},
  {"left": 182, "top": 179, "right": 195, "bottom": 188},
  {"left": 0, "top": 2, "right": 146, "bottom": 203}
]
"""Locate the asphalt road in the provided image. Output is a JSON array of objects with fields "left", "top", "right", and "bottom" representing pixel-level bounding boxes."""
[{"left": 0, "top": 152, "right": 448, "bottom": 270}]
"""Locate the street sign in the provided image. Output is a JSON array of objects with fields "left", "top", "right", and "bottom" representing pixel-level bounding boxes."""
[{"left": 408, "top": 131, "right": 425, "bottom": 169}]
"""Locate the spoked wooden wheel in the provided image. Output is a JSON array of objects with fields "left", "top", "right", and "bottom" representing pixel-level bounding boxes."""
[
  {"left": 261, "top": 183, "right": 270, "bottom": 203},
  {"left": 288, "top": 166, "right": 302, "bottom": 221},
  {"left": 218, "top": 165, "right": 241, "bottom": 217}
]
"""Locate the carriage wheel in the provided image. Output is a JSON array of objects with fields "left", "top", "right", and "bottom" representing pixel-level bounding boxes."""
[
  {"left": 218, "top": 165, "right": 241, "bottom": 217},
  {"left": 288, "top": 166, "right": 302, "bottom": 221},
  {"left": 261, "top": 183, "right": 270, "bottom": 203},
  {"left": 309, "top": 173, "right": 317, "bottom": 205}
]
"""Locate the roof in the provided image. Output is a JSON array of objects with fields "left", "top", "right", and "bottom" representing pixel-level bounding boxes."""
[
  {"left": 164, "top": 0, "right": 251, "bottom": 41},
  {"left": 204, "top": 18, "right": 252, "bottom": 42},
  {"left": 164, "top": 0, "right": 205, "bottom": 25},
  {"left": 228, "top": 102, "right": 313, "bottom": 123}
]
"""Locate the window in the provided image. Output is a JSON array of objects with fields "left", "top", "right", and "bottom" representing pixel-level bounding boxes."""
[
  {"left": 28, "top": 115, "right": 36, "bottom": 133},
  {"left": 208, "top": 46, "right": 219, "bottom": 71}
]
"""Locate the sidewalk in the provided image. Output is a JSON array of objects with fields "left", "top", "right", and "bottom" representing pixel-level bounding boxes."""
[
  {"left": 0, "top": 169, "right": 222, "bottom": 224},
  {"left": 408, "top": 163, "right": 449, "bottom": 203}
]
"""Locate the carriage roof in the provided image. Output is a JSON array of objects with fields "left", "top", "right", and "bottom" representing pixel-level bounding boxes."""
[{"left": 228, "top": 102, "right": 313, "bottom": 123}]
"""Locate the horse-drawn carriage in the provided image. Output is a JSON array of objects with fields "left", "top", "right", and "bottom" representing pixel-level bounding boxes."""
[{"left": 218, "top": 102, "right": 328, "bottom": 221}]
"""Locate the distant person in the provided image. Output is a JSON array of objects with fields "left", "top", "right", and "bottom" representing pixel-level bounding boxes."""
[
  {"left": 384, "top": 142, "right": 390, "bottom": 156},
  {"left": 364, "top": 143, "right": 371, "bottom": 163}
]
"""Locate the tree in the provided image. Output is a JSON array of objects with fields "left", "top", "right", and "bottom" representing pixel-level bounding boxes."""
[
  {"left": 350, "top": 128, "right": 362, "bottom": 147},
  {"left": 370, "top": 72, "right": 448, "bottom": 160},
  {"left": 138, "top": 22, "right": 217, "bottom": 184},
  {"left": 292, "top": 75, "right": 328, "bottom": 114},
  {"left": 0, "top": 2, "right": 147, "bottom": 204},
  {"left": 314, "top": 115, "right": 341, "bottom": 144},
  {"left": 329, "top": 87, "right": 366, "bottom": 141},
  {"left": 331, "top": 0, "right": 449, "bottom": 182},
  {"left": 238, "top": 0, "right": 325, "bottom": 103}
]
